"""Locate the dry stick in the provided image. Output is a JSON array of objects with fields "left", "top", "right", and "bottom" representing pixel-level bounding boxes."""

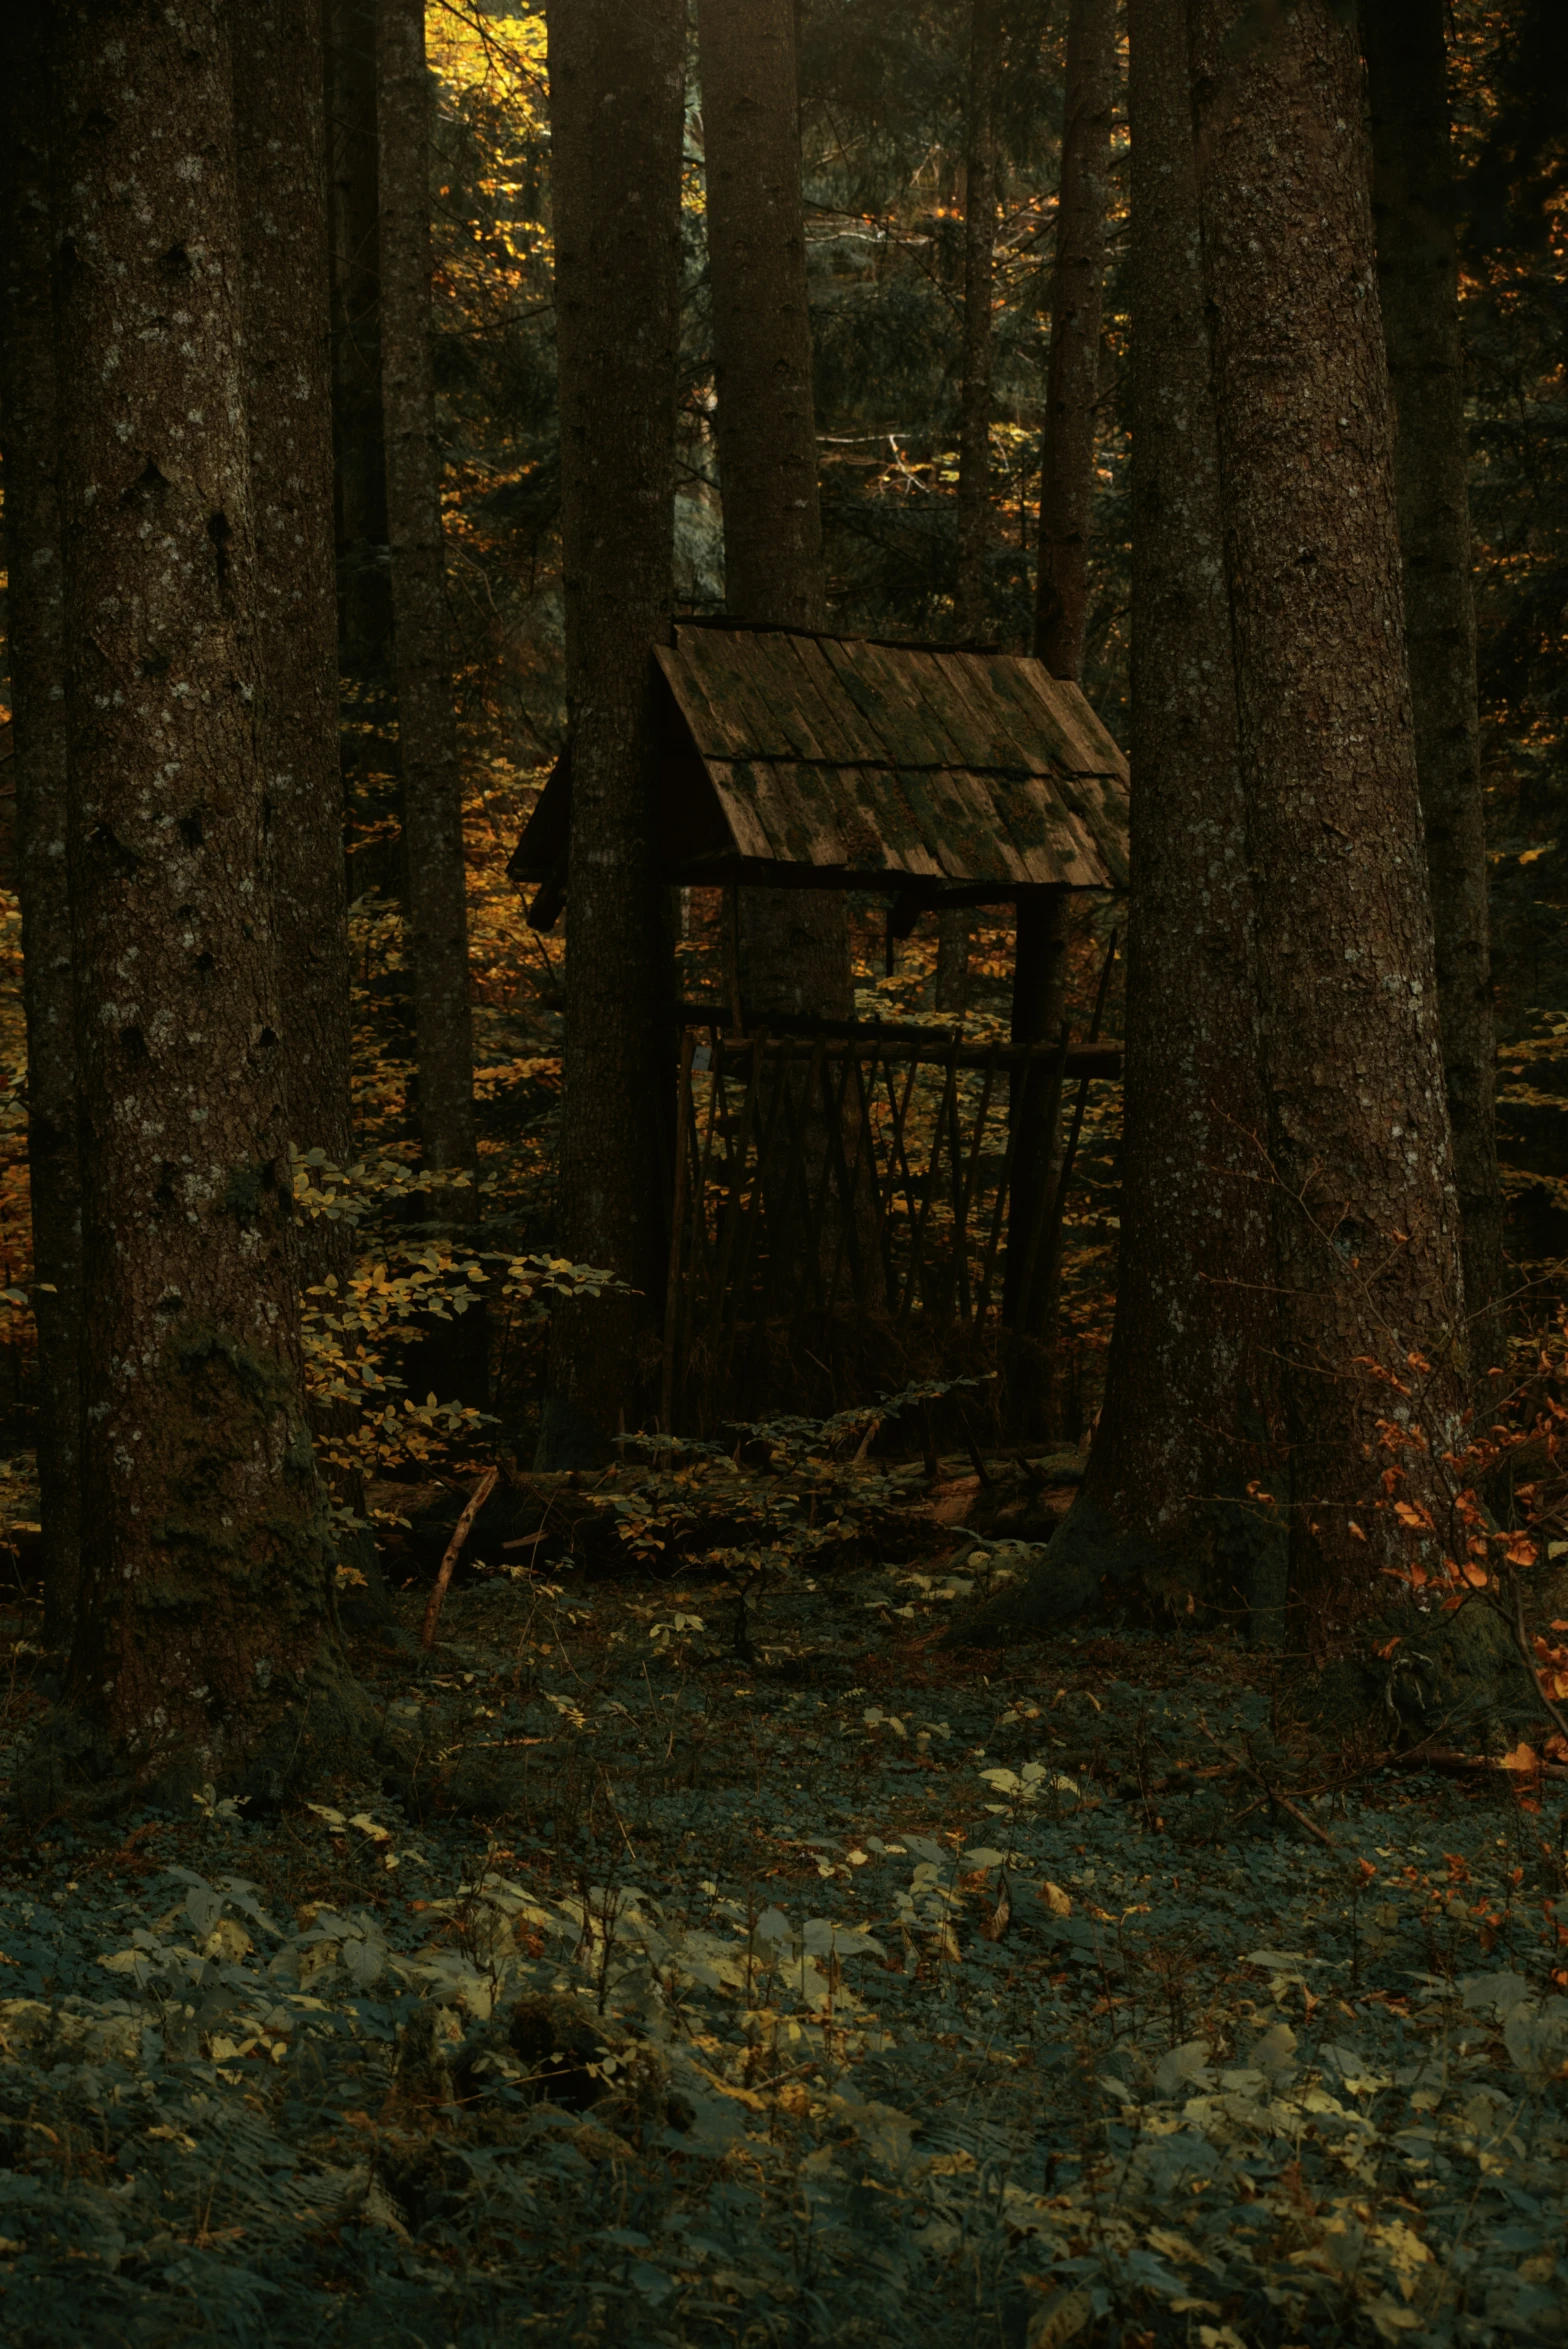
[
  {"left": 1197, "top": 1716, "right": 1337, "bottom": 1848},
  {"left": 421, "top": 1465, "right": 500, "bottom": 1649}
]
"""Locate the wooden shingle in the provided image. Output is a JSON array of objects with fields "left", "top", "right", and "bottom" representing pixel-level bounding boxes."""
[{"left": 509, "top": 623, "right": 1128, "bottom": 924}]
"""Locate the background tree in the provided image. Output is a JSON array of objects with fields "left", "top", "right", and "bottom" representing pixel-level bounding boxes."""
[
  {"left": 990, "top": 0, "right": 1279, "bottom": 1633},
  {"left": 1005, "top": 0, "right": 1118, "bottom": 1406},
  {"left": 232, "top": 0, "right": 354, "bottom": 1287},
  {"left": 378, "top": 0, "right": 479, "bottom": 1189},
  {"left": 543, "top": 0, "right": 686, "bottom": 1450},
  {"left": 697, "top": 0, "right": 852, "bottom": 1025},
  {"left": 49, "top": 0, "right": 352, "bottom": 1791},
  {"left": 1190, "top": 0, "right": 1466, "bottom": 1624},
  {"left": 325, "top": 0, "right": 395, "bottom": 812},
  {"left": 1363, "top": 0, "right": 1502, "bottom": 1355},
  {"left": 0, "top": 13, "right": 83, "bottom": 1648},
  {"left": 936, "top": 0, "right": 1004, "bottom": 1021}
]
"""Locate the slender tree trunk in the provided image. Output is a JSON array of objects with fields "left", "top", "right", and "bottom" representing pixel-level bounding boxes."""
[
  {"left": 49, "top": 0, "right": 351, "bottom": 1793},
  {"left": 992, "top": 0, "right": 1280, "bottom": 1636},
  {"left": 697, "top": 0, "right": 851, "bottom": 1024},
  {"left": 955, "top": 0, "right": 1001, "bottom": 642},
  {"left": 233, "top": 0, "right": 353, "bottom": 1287},
  {"left": 934, "top": 910, "right": 973, "bottom": 1017},
  {"left": 1190, "top": 0, "right": 1466, "bottom": 1626},
  {"left": 377, "top": 0, "right": 477, "bottom": 1183},
  {"left": 1007, "top": 0, "right": 1117, "bottom": 1424},
  {"left": 544, "top": 0, "right": 685, "bottom": 1452},
  {"left": 0, "top": 13, "right": 83, "bottom": 1650},
  {"left": 1034, "top": 0, "right": 1116, "bottom": 680},
  {"left": 325, "top": 0, "right": 394, "bottom": 753},
  {"left": 1363, "top": 0, "right": 1502, "bottom": 1360},
  {"left": 939, "top": 0, "right": 1004, "bottom": 1024}
]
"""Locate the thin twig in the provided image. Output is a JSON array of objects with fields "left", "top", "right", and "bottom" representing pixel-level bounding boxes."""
[
  {"left": 421, "top": 1466, "right": 500, "bottom": 1649},
  {"left": 1197, "top": 1717, "right": 1336, "bottom": 1848}
]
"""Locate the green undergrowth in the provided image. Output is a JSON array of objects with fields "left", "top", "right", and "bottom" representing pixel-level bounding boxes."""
[{"left": 0, "top": 1555, "right": 1564, "bottom": 2347}]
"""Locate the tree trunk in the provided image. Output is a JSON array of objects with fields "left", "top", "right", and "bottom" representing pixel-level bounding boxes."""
[
  {"left": 1363, "top": 0, "right": 1503, "bottom": 1360},
  {"left": 50, "top": 0, "right": 351, "bottom": 1792},
  {"left": 989, "top": 0, "right": 1281, "bottom": 1638},
  {"left": 543, "top": 0, "right": 685, "bottom": 1453},
  {"left": 377, "top": 0, "right": 477, "bottom": 1186},
  {"left": 934, "top": 909, "right": 973, "bottom": 1017},
  {"left": 1034, "top": 0, "right": 1116, "bottom": 681},
  {"left": 1008, "top": 0, "right": 1117, "bottom": 1426},
  {"left": 955, "top": 0, "right": 1002, "bottom": 644},
  {"left": 1190, "top": 0, "right": 1466, "bottom": 1628},
  {"left": 325, "top": 0, "right": 394, "bottom": 755},
  {"left": 232, "top": 0, "right": 354, "bottom": 1290},
  {"left": 0, "top": 13, "right": 84, "bottom": 1650},
  {"left": 939, "top": 0, "right": 1003, "bottom": 1029},
  {"left": 697, "top": 0, "right": 851, "bottom": 1025}
]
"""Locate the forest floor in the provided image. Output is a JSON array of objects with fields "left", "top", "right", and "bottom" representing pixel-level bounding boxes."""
[{"left": 0, "top": 1505, "right": 1563, "bottom": 2348}]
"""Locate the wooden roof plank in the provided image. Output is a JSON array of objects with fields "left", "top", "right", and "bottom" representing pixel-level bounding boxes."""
[
  {"left": 788, "top": 634, "right": 887, "bottom": 763},
  {"left": 702, "top": 761, "right": 780, "bottom": 863},
  {"left": 746, "top": 634, "right": 859, "bottom": 763},
  {"left": 836, "top": 637, "right": 955, "bottom": 768},
  {"left": 671, "top": 629, "right": 796, "bottom": 758},
  {"left": 938, "top": 653, "right": 1051, "bottom": 773},
  {"left": 996, "top": 776, "right": 1108, "bottom": 886},
  {"left": 655, "top": 640, "right": 756, "bottom": 759},
  {"left": 903, "top": 652, "right": 1003, "bottom": 768},
  {"left": 838, "top": 764, "right": 943, "bottom": 876},
  {"left": 1004, "top": 658, "right": 1108, "bottom": 775}
]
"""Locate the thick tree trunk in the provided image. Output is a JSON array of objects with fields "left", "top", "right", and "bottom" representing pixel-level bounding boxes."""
[
  {"left": 697, "top": 0, "right": 851, "bottom": 1024},
  {"left": 377, "top": 0, "right": 478, "bottom": 1183},
  {"left": 544, "top": 0, "right": 685, "bottom": 1452},
  {"left": 232, "top": 0, "right": 354, "bottom": 1291},
  {"left": 1363, "top": 0, "right": 1502, "bottom": 1359},
  {"left": 1190, "top": 0, "right": 1466, "bottom": 1628},
  {"left": 50, "top": 0, "right": 351, "bottom": 1791},
  {"left": 1034, "top": 0, "right": 1116, "bottom": 680},
  {"left": 0, "top": 14, "right": 84, "bottom": 1650},
  {"left": 955, "top": 0, "right": 1002, "bottom": 644},
  {"left": 989, "top": 0, "right": 1281, "bottom": 1637}
]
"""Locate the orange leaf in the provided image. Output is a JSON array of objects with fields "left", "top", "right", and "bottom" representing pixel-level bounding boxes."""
[
  {"left": 1395, "top": 1501, "right": 1435, "bottom": 1531},
  {"left": 1498, "top": 1742, "right": 1541, "bottom": 1776},
  {"left": 1504, "top": 1533, "right": 1538, "bottom": 1569}
]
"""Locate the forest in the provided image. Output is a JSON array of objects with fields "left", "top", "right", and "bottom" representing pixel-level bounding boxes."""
[{"left": 0, "top": 0, "right": 1564, "bottom": 2340}]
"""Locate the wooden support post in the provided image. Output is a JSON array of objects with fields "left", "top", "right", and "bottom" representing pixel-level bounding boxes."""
[{"left": 1004, "top": 888, "right": 1070, "bottom": 1332}]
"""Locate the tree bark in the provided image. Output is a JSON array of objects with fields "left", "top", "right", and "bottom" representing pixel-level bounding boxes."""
[
  {"left": 232, "top": 0, "right": 354, "bottom": 1292},
  {"left": 1034, "top": 0, "right": 1117, "bottom": 680},
  {"left": 325, "top": 0, "right": 393, "bottom": 731},
  {"left": 377, "top": 0, "right": 477, "bottom": 1183},
  {"left": 697, "top": 0, "right": 851, "bottom": 1024},
  {"left": 939, "top": 0, "right": 1004, "bottom": 1028},
  {"left": 0, "top": 12, "right": 84, "bottom": 1650},
  {"left": 1363, "top": 0, "right": 1502, "bottom": 1360},
  {"left": 1190, "top": 0, "right": 1466, "bottom": 1628},
  {"left": 993, "top": 0, "right": 1281, "bottom": 1636},
  {"left": 544, "top": 0, "right": 685, "bottom": 1450},
  {"left": 955, "top": 0, "right": 1002, "bottom": 644},
  {"left": 1008, "top": 0, "right": 1117, "bottom": 1426},
  {"left": 51, "top": 0, "right": 350, "bottom": 1788}
]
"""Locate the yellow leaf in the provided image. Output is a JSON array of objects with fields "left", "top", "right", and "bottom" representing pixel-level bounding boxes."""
[
  {"left": 1038, "top": 1881, "right": 1072, "bottom": 1918},
  {"left": 1026, "top": 2287, "right": 1093, "bottom": 2349}
]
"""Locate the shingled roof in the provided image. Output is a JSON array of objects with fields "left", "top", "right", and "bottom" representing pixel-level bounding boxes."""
[{"left": 508, "top": 623, "right": 1128, "bottom": 927}]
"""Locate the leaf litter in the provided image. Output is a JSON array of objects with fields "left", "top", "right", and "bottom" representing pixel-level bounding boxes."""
[{"left": 0, "top": 1533, "right": 1564, "bottom": 2347}]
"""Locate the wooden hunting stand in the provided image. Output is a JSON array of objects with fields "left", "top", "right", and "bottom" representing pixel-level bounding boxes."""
[{"left": 509, "top": 621, "right": 1129, "bottom": 1431}]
